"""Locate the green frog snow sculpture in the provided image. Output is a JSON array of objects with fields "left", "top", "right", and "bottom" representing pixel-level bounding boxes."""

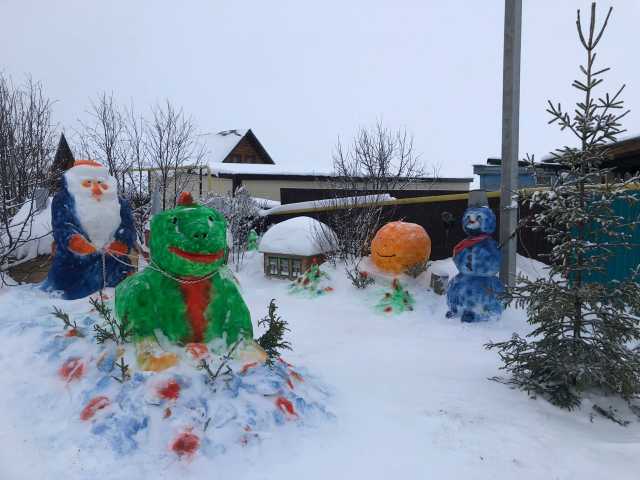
[{"left": 115, "top": 192, "right": 261, "bottom": 371}]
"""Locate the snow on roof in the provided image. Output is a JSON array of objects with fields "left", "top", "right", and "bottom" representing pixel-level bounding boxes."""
[
  {"left": 204, "top": 129, "right": 248, "bottom": 165},
  {"left": 259, "top": 193, "right": 395, "bottom": 217},
  {"left": 258, "top": 216, "right": 337, "bottom": 256},
  {"left": 207, "top": 162, "right": 333, "bottom": 177},
  {"left": 4, "top": 198, "right": 53, "bottom": 263},
  {"left": 252, "top": 197, "right": 281, "bottom": 209}
]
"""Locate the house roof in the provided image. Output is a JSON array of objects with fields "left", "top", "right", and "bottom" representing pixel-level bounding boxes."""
[
  {"left": 204, "top": 129, "right": 274, "bottom": 166},
  {"left": 205, "top": 162, "right": 471, "bottom": 183},
  {"left": 540, "top": 133, "right": 640, "bottom": 163}
]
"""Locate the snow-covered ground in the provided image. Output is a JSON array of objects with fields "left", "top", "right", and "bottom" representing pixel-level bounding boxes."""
[{"left": 0, "top": 253, "right": 639, "bottom": 480}]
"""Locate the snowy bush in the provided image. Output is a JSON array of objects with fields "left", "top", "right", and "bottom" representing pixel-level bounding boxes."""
[{"left": 203, "top": 187, "right": 263, "bottom": 271}]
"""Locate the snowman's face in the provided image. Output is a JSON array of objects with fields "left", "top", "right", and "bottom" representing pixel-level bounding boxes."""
[
  {"left": 462, "top": 207, "right": 496, "bottom": 236},
  {"left": 66, "top": 163, "right": 118, "bottom": 204}
]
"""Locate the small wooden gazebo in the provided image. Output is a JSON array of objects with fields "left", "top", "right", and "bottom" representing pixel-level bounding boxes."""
[{"left": 258, "top": 216, "right": 337, "bottom": 280}]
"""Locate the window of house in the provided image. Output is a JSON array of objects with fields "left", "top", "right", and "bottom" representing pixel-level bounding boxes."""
[
  {"left": 279, "top": 258, "right": 290, "bottom": 277},
  {"left": 291, "top": 259, "right": 302, "bottom": 278},
  {"left": 230, "top": 154, "right": 241, "bottom": 163},
  {"left": 245, "top": 155, "right": 256, "bottom": 163},
  {"left": 268, "top": 256, "right": 278, "bottom": 275}
]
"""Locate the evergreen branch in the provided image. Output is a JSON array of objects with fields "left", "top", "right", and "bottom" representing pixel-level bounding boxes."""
[
  {"left": 592, "top": 404, "right": 630, "bottom": 426},
  {"left": 51, "top": 306, "right": 79, "bottom": 331},
  {"left": 111, "top": 357, "right": 131, "bottom": 383},
  {"left": 90, "top": 296, "right": 131, "bottom": 344},
  {"left": 257, "top": 299, "right": 292, "bottom": 365}
]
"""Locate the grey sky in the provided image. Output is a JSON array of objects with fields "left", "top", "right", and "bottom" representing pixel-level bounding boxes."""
[{"left": 1, "top": 0, "right": 638, "bottom": 178}]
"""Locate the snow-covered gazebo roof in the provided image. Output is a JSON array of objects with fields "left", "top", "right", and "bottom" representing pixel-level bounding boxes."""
[
  {"left": 258, "top": 216, "right": 337, "bottom": 256},
  {"left": 5, "top": 198, "right": 53, "bottom": 263}
]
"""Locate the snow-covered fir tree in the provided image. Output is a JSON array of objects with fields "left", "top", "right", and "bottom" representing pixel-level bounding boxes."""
[{"left": 487, "top": 3, "right": 640, "bottom": 409}]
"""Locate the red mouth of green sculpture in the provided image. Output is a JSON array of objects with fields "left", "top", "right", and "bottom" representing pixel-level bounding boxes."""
[{"left": 168, "top": 247, "right": 224, "bottom": 264}]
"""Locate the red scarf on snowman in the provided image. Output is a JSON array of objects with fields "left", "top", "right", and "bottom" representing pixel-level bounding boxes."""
[{"left": 452, "top": 234, "right": 491, "bottom": 257}]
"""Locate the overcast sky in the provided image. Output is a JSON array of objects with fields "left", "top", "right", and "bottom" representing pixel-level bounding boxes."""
[{"left": 1, "top": 0, "right": 638, "bottom": 178}]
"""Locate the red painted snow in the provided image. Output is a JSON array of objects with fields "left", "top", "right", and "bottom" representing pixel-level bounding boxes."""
[
  {"left": 60, "top": 358, "right": 84, "bottom": 382},
  {"left": 171, "top": 432, "right": 200, "bottom": 457},
  {"left": 240, "top": 362, "right": 258, "bottom": 374},
  {"left": 275, "top": 396, "right": 298, "bottom": 417},
  {"left": 180, "top": 279, "right": 212, "bottom": 343},
  {"left": 158, "top": 379, "right": 181, "bottom": 400},
  {"left": 186, "top": 343, "right": 209, "bottom": 360},
  {"left": 80, "top": 396, "right": 110, "bottom": 421}
]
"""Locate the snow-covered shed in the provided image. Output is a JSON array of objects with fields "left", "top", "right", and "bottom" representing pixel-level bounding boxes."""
[
  {"left": 258, "top": 216, "right": 337, "bottom": 280},
  {"left": 4, "top": 196, "right": 53, "bottom": 283}
]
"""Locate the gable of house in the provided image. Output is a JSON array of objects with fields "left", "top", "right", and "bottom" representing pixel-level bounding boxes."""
[{"left": 209, "top": 129, "right": 274, "bottom": 165}]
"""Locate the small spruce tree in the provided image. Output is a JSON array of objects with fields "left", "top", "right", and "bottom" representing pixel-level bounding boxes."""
[
  {"left": 257, "top": 299, "right": 292, "bottom": 365},
  {"left": 486, "top": 3, "right": 640, "bottom": 409}
]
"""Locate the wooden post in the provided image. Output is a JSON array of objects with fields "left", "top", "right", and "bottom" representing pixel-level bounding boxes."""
[{"left": 499, "top": 0, "right": 522, "bottom": 287}]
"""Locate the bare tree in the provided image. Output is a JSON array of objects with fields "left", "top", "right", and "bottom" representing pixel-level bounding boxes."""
[
  {"left": 145, "top": 100, "right": 206, "bottom": 209},
  {"left": 0, "top": 74, "right": 56, "bottom": 284},
  {"left": 333, "top": 122, "right": 425, "bottom": 191},
  {"left": 75, "top": 92, "right": 129, "bottom": 191},
  {"left": 121, "top": 103, "right": 151, "bottom": 244},
  {"left": 315, "top": 122, "right": 433, "bottom": 279}
]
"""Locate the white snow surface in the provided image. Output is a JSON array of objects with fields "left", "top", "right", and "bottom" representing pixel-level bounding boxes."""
[
  {"left": 260, "top": 193, "right": 395, "bottom": 217},
  {"left": 1, "top": 253, "right": 639, "bottom": 479},
  {"left": 251, "top": 197, "right": 280, "bottom": 209},
  {"left": 3, "top": 197, "right": 53, "bottom": 262},
  {"left": 207, "top": 161, "right": 333, "bottom": 177},
  {"left": 258, "top": 216, "right": 337, "bottom": 256}
]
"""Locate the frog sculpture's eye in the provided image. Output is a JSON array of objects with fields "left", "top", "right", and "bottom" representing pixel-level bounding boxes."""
[
  {"left": 208, "top": 216, "right": 214, "bottom": 222},
  {"left": 171, "top": 217, "right": 178, "bottom": 225}
]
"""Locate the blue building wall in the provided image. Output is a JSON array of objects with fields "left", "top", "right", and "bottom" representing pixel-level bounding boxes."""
[
  {"left": 584, "top": 191, "right": 640, "bottom": 284},
  {"left": 477, "top": 172, "right": 536, "bottom": 191}
]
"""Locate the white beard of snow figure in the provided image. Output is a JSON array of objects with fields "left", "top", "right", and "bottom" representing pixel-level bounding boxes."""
[{"left": 65, "top": 161, "right": 121, "bottom": 249}]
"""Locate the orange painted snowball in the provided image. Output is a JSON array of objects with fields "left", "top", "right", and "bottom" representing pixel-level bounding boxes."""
[{"left": 371, "top": 221, "right": 431, "bottom": 274}]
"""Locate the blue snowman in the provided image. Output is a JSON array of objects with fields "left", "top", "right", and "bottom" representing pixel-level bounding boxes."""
[{"left": 446, "top": 206, "right": 504, "bottom": 322}]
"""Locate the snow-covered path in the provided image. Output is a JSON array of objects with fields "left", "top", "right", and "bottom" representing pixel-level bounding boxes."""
[{"left": 0, "top": 253, "right": 638, "bottom": 479}]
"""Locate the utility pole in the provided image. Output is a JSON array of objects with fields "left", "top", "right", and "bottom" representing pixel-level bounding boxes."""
[{"left": 499, "top": 0, "right": 522, "bottom": 287}]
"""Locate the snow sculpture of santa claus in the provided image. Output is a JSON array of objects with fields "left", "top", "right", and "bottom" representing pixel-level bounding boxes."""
[{"left": 43, "top": 160, "right": 136, "bottom": 299}]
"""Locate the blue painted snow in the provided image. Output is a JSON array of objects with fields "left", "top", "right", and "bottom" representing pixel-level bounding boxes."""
[
  {"left": 31, "top": 307, "right": 331, "bottom": 458},
  {"left": 446, "top": 207, "right": 505, "bottom": 322}
]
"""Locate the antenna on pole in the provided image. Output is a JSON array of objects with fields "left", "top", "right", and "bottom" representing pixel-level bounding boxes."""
[{"left": 499, "top": 0, "right": 522, "bottom": 287}]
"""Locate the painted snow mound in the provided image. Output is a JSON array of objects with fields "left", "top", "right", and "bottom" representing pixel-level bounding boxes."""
[
  {"left": 0, "top": 287, "right": 331, "bottom": 460},
  {"left": 259, "top": 216, "right": 337, "bottom": 256}
]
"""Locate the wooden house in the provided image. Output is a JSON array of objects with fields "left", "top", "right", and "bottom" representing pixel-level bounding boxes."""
[{"left": 162, "top": 128, "right": 472, "bottom": 203}]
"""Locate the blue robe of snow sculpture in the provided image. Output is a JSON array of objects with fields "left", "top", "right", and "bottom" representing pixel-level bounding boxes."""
[
  {"left": 43, "top": 161, "right": 136, "bottom": 299},
  {"left": 446, "top": 206, "right": 504, "bottom": 322}
]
